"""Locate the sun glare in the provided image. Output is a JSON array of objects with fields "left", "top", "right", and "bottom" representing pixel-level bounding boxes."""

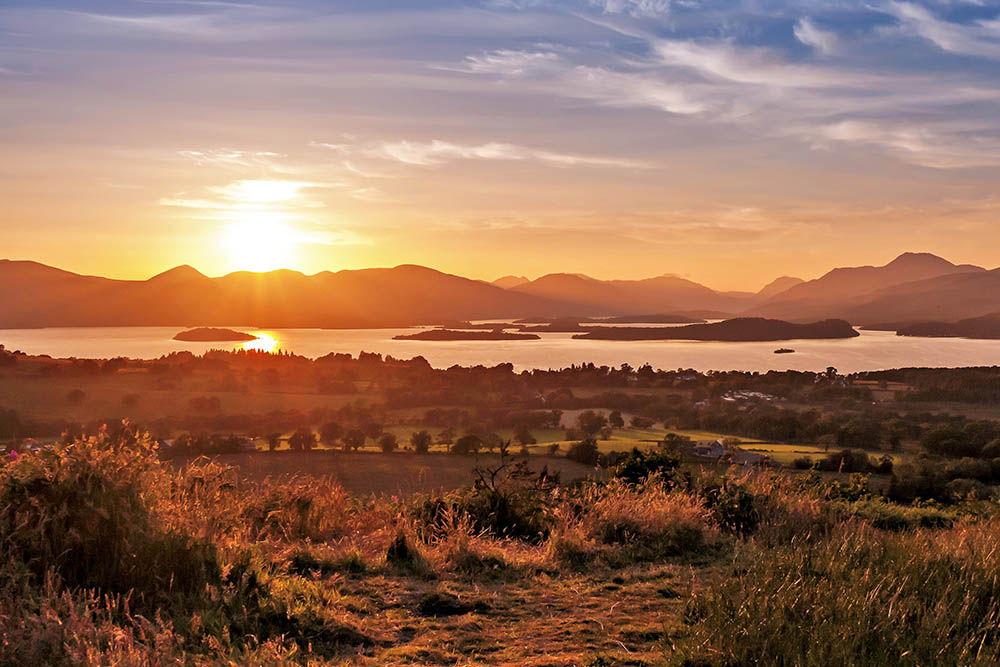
[
  {"left": 221, "top": 216, "right": 296, "bottom": 272},
  {"left": 242, "top": 332, "right": 279, "bottom": 353}
]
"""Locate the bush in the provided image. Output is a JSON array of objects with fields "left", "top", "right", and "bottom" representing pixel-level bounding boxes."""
[
  {"left": 701, "top": 480, "right": 760, "bottom": 537},
  {"left": 611, "top": 448, "right": 680, "bottom": 486},
  {"left": 413, "top": 456, "right": 558, "bottom": 543},
  {"left": 0, "top": 437, "right": 220, "bottom": 610},
  {"left": 566, "top": 438, "right": 600, "bottom": 465}
]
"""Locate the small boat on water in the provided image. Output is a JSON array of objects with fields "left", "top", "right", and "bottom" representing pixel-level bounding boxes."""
[{"left": 774, "top": 348, "right": 795, "bottom": 354}]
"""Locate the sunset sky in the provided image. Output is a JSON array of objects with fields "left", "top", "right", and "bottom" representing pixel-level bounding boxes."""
[{"left": 2, "top": 0, "right": 999, "bottom": 290}]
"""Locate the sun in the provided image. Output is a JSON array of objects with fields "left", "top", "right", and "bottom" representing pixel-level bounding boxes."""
[
  {"left": 242, "top": 332, "right": 279, "bottom": 353},
  {"left": 221, "top": 215, "right": 296, "bottom": 272}
]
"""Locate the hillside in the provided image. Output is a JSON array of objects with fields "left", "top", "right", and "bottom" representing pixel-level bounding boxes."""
[
  {"left": 895, "top": 312, "right": 1000, "bottom": 339},
  {"left": 572, "top": 317, "right": 858, "bottom": 341},
  {"left": 752, "top": 253, "right": 986, "bottom": 322},
  {"left": 0, "top": 260, "right": 584, "bottom": 328},
  {"left": 512, "top": 273, "right": 755, "bottom": 315}
]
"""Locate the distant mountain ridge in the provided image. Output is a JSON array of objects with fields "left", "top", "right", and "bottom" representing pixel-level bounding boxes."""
[
  {"left": 0, "top": 252, "right": 996, "bottom": 329},
  {"left": 751, "top": 253, "right": 989, "bottom": 324},
  {"left": 0, "top": 260, "right": 584, "bottom": 328}
]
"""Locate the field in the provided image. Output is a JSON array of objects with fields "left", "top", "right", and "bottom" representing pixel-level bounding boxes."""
[{"left": 173, "top": 451, "right": 600, "bottom": 495}]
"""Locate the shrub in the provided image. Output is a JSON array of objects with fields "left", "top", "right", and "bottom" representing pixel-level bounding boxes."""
[
  {"left": 413, "top": 456, "right": 558, "bottom": 543},
  {"left": 701, "top": 480, "right": 760, "bottom": 537},
  {"left": 566, "top": 438, "right": 600, "bottom": 465},
  {"left": 0, "top": 436, "right": 220, "bottom": 614},
  {"left": 557, "top": 480, "right": 717, "bottom": 564},
  {"left": 612, "top": 447, "right": 680, "bottom": 486},
  {"left": 386, "top": 531, "right": 430, "bottom": 576}
]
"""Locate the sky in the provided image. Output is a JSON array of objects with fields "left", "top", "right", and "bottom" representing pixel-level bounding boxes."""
[{"left": 1, "top": 0, "right": 999, "bottom": 290}]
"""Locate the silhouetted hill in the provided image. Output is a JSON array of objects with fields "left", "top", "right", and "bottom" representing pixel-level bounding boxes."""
[
  {"left": 0, "top": 260, "right": 585, "bottom": 328},
  {"left": 751, "top": 253, "right": 985, "bottom": 322},
  {"left": 512, "top": 273, "right": 754, "bottom": 315},
  {"left": 572, "top": 318, "right": 859, "bottom": 341},
  {"left": 492, "top": 275, "right": 530, "bottom": 289},
  {"left": 841, "top": 270, "right": 1000, "bottom": 325},
  {"left": 894, "top": 313, "right": 1000, "bottom": 339},
  {"left": 757, "top": 276, "right": 804, "bottom": 300}
]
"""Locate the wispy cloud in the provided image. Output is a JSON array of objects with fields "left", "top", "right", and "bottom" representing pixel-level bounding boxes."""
[
  {"left": 794, "top": 18, "right": 838, "bottom": 55},
  {"left": 363, "top": 139, "right": 648, "bottom": 168},
  {"left": 882, "top": 2, "right": 1000, "bottom": 60}
]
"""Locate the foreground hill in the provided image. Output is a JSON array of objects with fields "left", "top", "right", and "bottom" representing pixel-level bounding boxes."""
[
  {"left": 0, "top": 260, "right": 584, "bottom": 328},
  {"left": 573, "top": 317, "right": 859, "bottom": 341},
  {"left": 752, "top": 253, "right": 985, "bottom": 322}
]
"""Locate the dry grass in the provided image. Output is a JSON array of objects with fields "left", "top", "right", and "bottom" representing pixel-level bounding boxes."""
[{"left": 3, "top": 429, "right": 1000, "bottom": 665}]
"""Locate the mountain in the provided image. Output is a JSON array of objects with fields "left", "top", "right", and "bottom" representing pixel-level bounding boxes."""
[
  {"left": 572, "top": 318, "right": 859, "bottom": 342},
  {"left": 895, "top": 312, "right": 1000, "bottom": 339},
  {"left": 840, "top": 269, "right": 1000, "bottom": 325},
  {"left": 511, "top": 273, "right": 755, "bottom": 315},
  {"left": 751, "top": 253, "right": 986, "bottom": 322},
  {"left": 0, "top": 260, "right": 586, "bottom": 328},
  {"left": 492, "top": 275, "right": 530, "bottom": 289},
  {"left": 757, "top": 276, "right": 804, "bottom": 300}
]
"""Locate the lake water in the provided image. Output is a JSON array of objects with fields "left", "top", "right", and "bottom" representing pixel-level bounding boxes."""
[{"left": 2, "top": 325, "right": 999, "bottom": 373}]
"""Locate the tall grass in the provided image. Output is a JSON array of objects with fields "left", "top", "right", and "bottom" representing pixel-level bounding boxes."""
[{"left": 678, "top": 520, "right": 1000, "bottom": 666}]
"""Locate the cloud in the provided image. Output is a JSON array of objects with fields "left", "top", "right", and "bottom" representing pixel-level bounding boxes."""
[
  {"left": 883, "top": 2, "right": 1000, "bottom": 60},
  {"left": 364, "top": 139, "right": 648, "bottom": 168},
  {"left": 449, "top": 49, "right": 563, "bottom": 76},
  {"left": 589, "top": 0, "right": 673, "bottom": 18},
  {"left": 794, "top": 18, "right": 838, "bottom": 55},
  {"left": 806, "top": 119, "right": 1000, "bottom": 169}
]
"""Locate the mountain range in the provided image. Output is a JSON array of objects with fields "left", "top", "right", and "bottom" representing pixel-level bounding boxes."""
[{"left": 0, "top": 252, "right": 996, "bottom": 329}]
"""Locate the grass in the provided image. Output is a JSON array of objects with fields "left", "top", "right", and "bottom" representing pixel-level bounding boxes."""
[{"left": 5, "top": 428, "right": 1000, "bottom": 665}]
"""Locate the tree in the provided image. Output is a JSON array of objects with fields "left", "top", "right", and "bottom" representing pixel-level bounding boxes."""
[
  {"left": 437, "top": 427, "right": 456, "bottom": 445},
  {"left": 319, "top": 421, "right": 343, "bottom": 448},
  {"left": 66, "top": 388, "right": 86, "bottom": 405},
  {"left": 288, "top": 428, "right": 316, "bottom": 451},
  {"left": 344, "top": 428, "right": 366, "bottom": 451},
  {"left": 267, "top": 433, "right": 281, "bottom": 451},
  {"left": 379, "top": 432, "right": 398, "bottom": 453},
  {"left": 411, "top": 430, "right": 432, "bottom": 454},
  {"left": 514, "top": 424, "right": 536, "bottom": 446},
  {"left": 577, "top": 410, "right": 608, "bottom": 437},
  {"left": 608, "top": 410, "right": 625, "bottom": 429},
  {"left": 452, "top": 434, "right": 482, "bottom": 455},
  {"left": 566, "top": 438, "right": 600, "bottom": 465},
  {"left": 363, "top": 422, "right": 383, "bottom": 442}
]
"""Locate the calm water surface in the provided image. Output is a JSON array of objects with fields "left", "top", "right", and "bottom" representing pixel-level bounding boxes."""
[{"left": 1, "top": 326, "right": 999, "bottom": 373}]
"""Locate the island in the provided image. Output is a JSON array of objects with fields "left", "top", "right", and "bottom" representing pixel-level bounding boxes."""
[
  {"left": 895, "top": 313, "right": 1000, "bottom": 339},
  {"left": 572, "top": 318, "right": 859, "bottom": 342},
  {"left": 173, "top": 327, "right": 258, "bottom": 342},
  {"left": 393, "top": 329, "right": 541, "bottom": 341}
]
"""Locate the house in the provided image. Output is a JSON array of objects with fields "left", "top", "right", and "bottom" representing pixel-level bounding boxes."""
[
  {"left": 728, "top": 448, "right": 769, "bottom": 467},
  {"left": 688, "top": 439, "right": 725, "bottom": 460}
]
